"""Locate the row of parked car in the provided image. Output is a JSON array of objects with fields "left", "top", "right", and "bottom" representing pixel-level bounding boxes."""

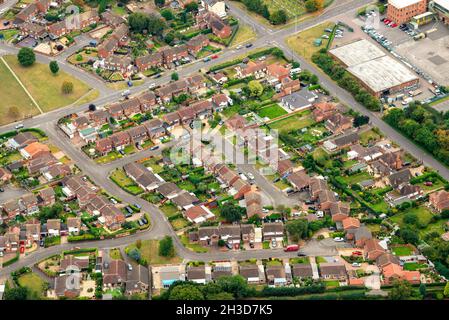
[{"left": 362, "top": 26, "right": 392, "bottom": 51}]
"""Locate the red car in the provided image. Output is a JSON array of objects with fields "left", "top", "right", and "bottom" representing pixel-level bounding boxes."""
[
  {"left": 391, "top": 23, "right": 398, "bottom": 28},
  {"left": 284, "top": 244, "right": 299, "bottom": 252},
  {"left": 211, "top": 54, "right": 219, "bottom": 59},
  {"left": 352, "top": 251, "right": 362, "bottom": 256},
  {"left": 383, "top": 19, "right": 390, "bottom": 24}
]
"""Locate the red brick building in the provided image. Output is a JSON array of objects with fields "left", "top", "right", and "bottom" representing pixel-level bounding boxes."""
[{"left": 387, "top": 0, "right": 428, "bottom": 24}]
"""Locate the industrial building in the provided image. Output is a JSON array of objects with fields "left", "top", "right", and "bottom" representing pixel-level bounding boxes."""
[
  {"left": 430, "top": 0, "right": 449, "bottom": 24},
  {"left": 329, "top": 40, "right": 419, "bottom": 97},
  {"left": 387, "top": 0, "right": 428, "bottom": 24}
]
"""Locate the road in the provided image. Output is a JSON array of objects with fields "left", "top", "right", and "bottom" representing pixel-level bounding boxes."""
[{"left": 5, "top": 0, "right": 445, "bottom": 276}]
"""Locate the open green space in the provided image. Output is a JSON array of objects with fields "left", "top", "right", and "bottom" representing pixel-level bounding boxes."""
[
  {"left": 17, "top": 273, "right": 46, "bottom": 298},
  {"left": 126, "top": 240, "right": 181, "bottom": 265},
  {"left": 269, "top": 113, "right": 315, "bottom": 133},
  {"left": 256, "top": 104, "right": 288, "bottom": 119}
]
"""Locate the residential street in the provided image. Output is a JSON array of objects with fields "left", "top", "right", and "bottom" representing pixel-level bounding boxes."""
[{"left": 3, "top": 0, "right": 448, "bottom": 277}]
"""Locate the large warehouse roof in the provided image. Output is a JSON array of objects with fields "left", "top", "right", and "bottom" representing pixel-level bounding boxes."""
[
  {"left": 329, "top": 39, "right": 385, "bottom": 67},
  {"left": 433, "top": 0, "right": 449, "bottom": 10},
  {"left": 347, "top": 55, "right": 418, "bottom": 93}
]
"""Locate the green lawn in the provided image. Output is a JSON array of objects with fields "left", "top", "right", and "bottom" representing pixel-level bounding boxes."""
[
  {"left": 17, "top": 273, "right": 46, "bottom": 298},
  {"left": 231, "top": 24, "right": 256, "bottom": 46},
  {"left": 342, "top": 172, "right": 372, "bottom": 185},
  {"left": 403, "top": 262, "right": 425, "bottom": 271},
  {"left": 391, "top": 245, "right": 414, "bottom": 256},
  {"left": 4, "top": 55, "right": 92, "bottom": 112},
  {"left": 95, "top": 151, "right": 122, "bottom": 164},
  {"left": 324, "top": 280, "right": 340, "bottom": 288},
  {"left": 160, "top": 203, "right": 180, "bottom": 218},
  {"left": 270, "top": 114, "right": 315, "bottom": 133},
  {"left": 257, "top": 104, "right": 288, "bottom": 119},
  {"left": 110, "top": 168, "right": 144, "bottom": 195},
  {"left": 170, "top": 217, "right": 190, "bottom": 231},
  {"left": 126, "top": 240, "right": 181, "bottom": 265},
  {"left": 316, "top": 256, "right": 327, "bottom": 264},
  {"left": 389, "top": 206, "right": 434, "bottom": 227},
  {"left": 181, "top": 234, "right": 209, "bottom": 253},
  {"left": 360, "top": 129, "right": 382, "bottom": 146},
  {"left": 0, "top": 58, "right": 38, "bottom": 125},
  {"left": 110, "top": 248, "right": 123, "bottom": 260},
  {"left": 0, "top": 29, "right": 19, "bottom": 41}
]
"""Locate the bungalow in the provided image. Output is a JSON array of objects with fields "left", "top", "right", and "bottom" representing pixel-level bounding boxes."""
[
  {"left": 376, "top": 253, "right": 400, "bottom": 269},
  {"left": 60, "top": 255, "right": 90, "bottom": 271},
  {"left": 219, "top": 225, "right": 241, "bottom": 245},
  {"left": 211, "top": 262, "right": 233, "bottom": 280},
  {"left": 103, "top": 259, "right": 128, "bottom": 288},
  {"left": 177, "top": 106, "right": 197, "bottom": 125},
  {"left": 85, "top": 195, "right": 109, "bottom": 215},
  {"left": 125, "top": 265, "right": 150, "bottom": 295},
  {"left": 319, "top": 263, "right": 347, "bottom": 282},
  {"left": 210, "top": 72, "right": 228, "bottom": 85},
  {"left": 76, "top": 185, "right": 97, "bottom": 208},
  {"left": 185, "top": 205, "right": 215, "bottom": 224},
  {"left": 211, "top": 93, "right": 231, "bottom": 111},
  {"left": 382, "top": 263, "right": 420, "bottom": 285},
  {"left": 157, "top": 182, "right": 182, "bottom": 199},
  {"left": 279, "top": 91, "right": 316, "bottom": 111},
  {"left": 7, "top": 132, "right": 38, "bottom": 149},
  {"left": 155, "top": 265, "right": 185, "bottom": 289},
  {"left": 186, "top": 265, "right": 207, "bottom": 284},
  {"left": 262, "top": 222, "right": 284, "bottom": 242},
  {"left": 217, "top": 165, "right": 239, "bottom": 187},
  {"left": 198, "top": 226, "right": 219, "bottom": 246},
  {"left": 171, "top": 191, "right": 200, "bottom": 211},
  {"left": 239, "top": 264, "right": 265, "bottom": 284},
  {"left": 20, "top": 142, "right": 50, "bottom": 159},
  {"left": 55, "top": 275, "right": 81, "bottom": 298},
  {"left": 192, "top": 100, "right": 213, "bottom": 119},
  {"left": 291, "top": 263, "right": 314, "bottom": 279},
  {"left": 235, "top": 60, "right": 267, "bottom": 79},
  {"left": 388, "top": 169, "right": 412, "bottom": 189},
  {"left": 286, "top": 171, "right": 311, "bottom": 191},
  {"left": 346, "top": 225, "right": 373, "bottom": 247},
  {"left": 330, "top": 201, "right": 350, "bottom": 224},
  {"left": 265, "top": 265, "right": 287, "bottom": 287},
  {"left": 342, "top": 217, "right": 360, "bottom": 231},
  {"left": 27, "top": 153, "right": 57, "bottom": 175}
]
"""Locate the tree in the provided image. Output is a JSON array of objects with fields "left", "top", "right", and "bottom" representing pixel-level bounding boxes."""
[
  {"left": 286, "top": 219, "right": 309, "bottom": 242},
  {"left": 147, "top": 14, "right": 166, "bottom": 37},
  {"left": 128, "top": 248, "right": 142, "bottom": 262},
  {"left": 49, "top": 60, "right": 59, "bottom": 74},
  {"left": 389, "top": 280, "right": 413, "bottom": 300},
  {"left": 160, "top": 9, "right": 174, "bottom": 21},
  {"left": 305, "top": 0, "right": 318, "bottom": 12},
  {"left": 154, "top": 0, "right": 165, "bottom": 7},
  {"left": 419, "top": 283, "right": 426, "bottom": 298},
  {"left": 171, "top": 72, "right": 179, "bottom": 81},
  {"left": 169, "top": 284, "right": 204, "bottom": 300},
  {"left": 215, "top": 275, "right": 249, "bottom": 298},
  {"left": 61, "top": 81, "right": 74, "bottom": 94},
  {"left": 17, "top": 47, "right": 35, "bottom": 67},
  {"left": 128, "top": 12, "right": 149, "bottom": 33},
  {"left": 247, "top": 80, "right": 264, "bottom": 97},
  {"left": 403, "top": 212, "right": 418, "bottom": 225},
  {"left": 4, "top": 287, "right": 28, "bottom": 300},
  {"left": 8, "top": 106, "right": 20, "bottom": 120},
  {"left": 159, "top": 236, "right": 175, "bottom": 257},
  {"left": 353, "top": 115, "right": 370, "bottom": 127},
  {"left": 220, "top": 203, "right": 245, "bottom": 222},
  {"left": 184, "top": 1, "right": 198, "bottom": 12},
  {"left": 136, "top": 239, "right": 142, "bottom": 249},
  {"left": 271, "top": 47, "right": 284, "bottom": 58},
  {"left": 399, "top": 228, "right": 419, "bottom": 245},
  {"left": 444, "top": 281, "right": 449, "bottom": 297},
  {"left": 269, "top": 9, "right": 287, "bottom": 25}
]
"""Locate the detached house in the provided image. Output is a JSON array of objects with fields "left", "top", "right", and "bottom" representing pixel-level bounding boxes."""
[
  {"left": 262, "top": 222, "right": 284, "bottom": 242},
  {"left": 38, "top": 187, "right": 56, "bottom": 207},
  {"left": 110, "top": 131, "right": 131, "bottom": 151},
  {"left": 429, "top": 190, "right": 449, "bottom": 212}
]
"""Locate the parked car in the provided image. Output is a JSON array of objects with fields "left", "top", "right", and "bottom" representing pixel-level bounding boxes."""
[
  {"left": 284, "top": 244, "right": 299, "bottom": 252},
  {"left": 333, "top": 237, "right": 344, "bottom": 242},
  {"left": 297, "top": 252, "right": 307, "bottom": 257},
  {"left": 236, "top": 45, "right": 243, "bottom": 50},
  {"left": 14, "top": 124, "right": 24, "bottom": 129},
  {"left": 225, "top": 242, "right": 233, "bottom": 250},
  {"left": 352, "top": 262, "right": 362, "bottom": 267},
  {"left": 148, "top": 83, "right": 156, "bottom": 89},
  {"left": 125, "top": 206, "right": 133, "bottom": 214},
  {"left": 142, "top": 218, "right": 148, "bottom": 224},
  {"left": 0, "top": 188, "right": 4, "bottom": 192},
  {"left": 211, "top": 54, "right": 219, "bottom": 59},
  {"left": 103, "top": 262, "right": 109, "bottom": 269},
  {"left": 150, "top": 145, "right": 159, "bottom": 151},
  {"left": 110, "top": 198, "right": 118, "bottom": 204},
  {"left": 127, "top": 264, "right": 133, "bottom": 271},
  {"left": 134, "top": 203, "right": 142, "bottom": 210},
  {"left": 352, "top": 251, "right": 363, "bottom": 256},
  {"left": 245, "top": 43, "right": 253, "bottom": 48},
  {"left": 138, "top": 219, "right": 144, "bottom": 226},
  {"left": 203, "top": 57, "right": 211, "bottom": 62}
]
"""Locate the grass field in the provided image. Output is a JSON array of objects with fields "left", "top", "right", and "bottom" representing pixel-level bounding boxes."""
[
  {"left": 231, "top": 25, "right": 256, "bottom": 46},
  {"left": 126, "top": 240, "right": 181, "bottom": 265},
  {"left": 257, "top": 104, "right": 288, "bottom": 119},
  {"left": 391, "top": 245, "right": 414, "bottom": 256},
  {"left": 269, "top": 113, "right": 315, "bottom": 133},
  {"left": 342, "top": 172, "right": 372, "bottom": 185},
  {"left": 110, "top": 248, "right": 123, "bottom": 260},
  {"left": 17, "top": 273, "right": 46, "bottom": 298},
  {"left": 75, "top": 89, "right": 100, "bottom": 106},
  {"left": 0, "top": 58, "right": 38, "bottom": 125},
  {"left": 389, "top": 206, "right": 434, "bottom": 227},
  {"left": 4, "top": 55, "right": 91, "bottom": 112},
  {"left": 286, "top": 22, "right": 335, "bottom": 61}
]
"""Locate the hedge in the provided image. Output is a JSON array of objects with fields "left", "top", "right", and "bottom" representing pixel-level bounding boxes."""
[
  {"left": 63, "top": 248, "right": 97, "bottom": 255},
  {"left": 68, "top": 233, "right": 101, "bottom": 242},
  {"left": 0, "top": 130, "right": 17, "bottom": 140},
  {"left": 20, "top": 128, "right": 47, "bottom": 138},
  {"left": 2, "top": 253, "right": 20, "bottom": 267},
  {"left": 258, "top": 284, "right": 326, "bottom": 297}
]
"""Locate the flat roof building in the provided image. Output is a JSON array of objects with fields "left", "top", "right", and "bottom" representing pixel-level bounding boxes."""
[
  {"left": 430, "top": 0, "right": 449, "bottom": 24},
  {"left": 329, "top": 40, "right": 419, "bottom": 97},
  {"left": 387, "top": 0, "right": 428, "bottom": 24}
]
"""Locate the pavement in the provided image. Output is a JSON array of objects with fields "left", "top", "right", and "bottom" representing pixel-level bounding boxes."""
[{"left": 4, "top": 0, "right": 447, "bottom": 277}]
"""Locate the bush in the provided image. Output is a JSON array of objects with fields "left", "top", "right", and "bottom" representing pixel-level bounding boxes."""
[
  {"left": 17, "top": 47, "right": 35, "bottom": 67},
  {"left": 61, "top": 81, "right": 74, "bottom": 94}
]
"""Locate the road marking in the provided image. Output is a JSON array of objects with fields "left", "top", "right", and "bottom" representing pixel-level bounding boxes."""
[{"left": 0, "top": 56, "right": 43, "bottom": 114}]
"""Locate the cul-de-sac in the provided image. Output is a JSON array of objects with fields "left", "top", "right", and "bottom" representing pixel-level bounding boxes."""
[{"left": 0, "top": 0, "right": 449, "bottom": 301}]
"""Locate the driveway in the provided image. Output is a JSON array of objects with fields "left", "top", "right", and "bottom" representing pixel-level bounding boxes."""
[{"left": 0, "top": 185, "right": 27, "bottom": 203}]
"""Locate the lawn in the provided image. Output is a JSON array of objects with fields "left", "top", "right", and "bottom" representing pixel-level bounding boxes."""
[
  {"left": 74, "top": 89, "right": 100, "bottom": 106},
  {"left": 286, "top": 22, "right": 335, "bottom": 61},
  {"left": 17, "top": 273, "right": 46, "bottom": 298},
  {"left": 170, "top": 217, "right": 190, "bottom": 231},
  {"left": 4, "top": 55, "right": 91, "bottom": 112},
  {"left": 360, "top": 129, "right": 382, "bottom": 146},
  {"left": 391, "top": 245, "right": 414, "bottom": 256},
  {"left": 269, "top": 114, "right": 315, "bottom": 133},
  {"left": 95, "top": 151, "right": 122, "bottom": 164},
  {"left": 324, "top": 280, "right": 340, "bottom": 288},
  {"left": 110, "top": 248, "right": 122, "bottom": 260},
  {"left": 403, "top": 262, "right": 425, "bottom": 271},
  {"left": 256, "top": 104, "right": 288, "bottom": 119},
  {"left": 342, "top": 172, "right": 372, "bottom": 185},
  {"left": 0, "top": 58, "right": 38, "bottom": 125},
  {"left": 180, "top": 235, "right": 209, "bottom": 253},
  {"left": 0, "top": 29, "right": 19, "bottom": 41},
  {"left": 110, "top": 168, "right": 144, "bottom": 195},
  {"left": 315, "top": 256, "right": 327, "bottom": 264},
  {"left": 231, "top": 24, "right": 256, "bottom": 46},
  {"left": 126, "top": 240, "right": 181, "bottom": 265},
  {"left": 160, "top": 203, "right": 180, "bottom": 218},
  {"left": 389, "top": 206, "right": 434, "bottom": 227}
]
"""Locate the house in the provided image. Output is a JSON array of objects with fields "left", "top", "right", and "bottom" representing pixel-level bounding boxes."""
[
  {"left": 388, "top": 169, "right": 412, "bottom": 189},
  {"left": 60, "top": 255, "right": 90, "bottom": 271},
  {"left": 20, "top": 193, "right": 39, "bottom": 215},
  {"left": 27, "top": 153, "right": 57, "bottom": 175},
  {"left": 121, "top": 98, "right": 142, "bottom": 117},
  {"left": 346, "top": 225, "right": 373, "bottom": 247},
  {"left": 90, "top": 109, "right": 109, "bottom": 127},
  {"left": 279, "top": 91, "right": 316, "bottom": 111},
  {"left": 230, "top": 178, "right": 251, "bottom": 199},
  {"left": 210, "top": 72, "right": 228, "bottom": 85},
  {"left": 235, "top": 60, "right": 267, "bottom": 79},
  {"left": 376, "top": 253, "right": 400, "bottom": 268},
  {"left": 217, "top": 165, "right": 239, "bottom": 187},
  {"left": 201, "top": 0, "right": 227, "bottom": 18},
  {"left": 136, "top": 52, "right": 164, "bottom": 72},
  {"left": 265, "top": 265, "right": 287, "bottom": 287},
  {"left": 55, "top": 275, "right": 81, "bottom": 298},
  {"left": 161, "top": 45, "right": 189, "bottom": 66},
  {"left": 187, "top": 34, "right": 210, "bottom": 56},
  {"left": 225, "top": 114, "right": 248, "bottom": 132},
  {"left": 101, "top": 11, "right": 125, "bottom": 27},
  {"left": 15, "top": 3, "right": 38, "bottom": 23},
  {"left": 20, "top": 142, "right": 50, "bottom": 159},
  {"left": 186, "top": 266, "right": 207, "bottom": 284},
  {"left": 98, "top": 37, "right": 119, "bottom": 59},
  {"left": 7, "top": 132, "right": 38, "bottom": 149},
  {"left": 85, "top": 195, "right": 109, "bottom": 215},
  {"left": 157, "top": 182, "right": 182, "bottom": 199},
  {"left": 364, "top": 239, "right": 385, "bottom": 260},
  {"left": 20, "top": 21, "right": 47, "bottom": 39},
  {"left": 24, "top": 220, "right": 40, "bottom": 246},
  {"left": 192, "top": 100, "right": 213, "bottom": 119},
  {"left": 100, "top": 205, "right": 125, "bottom": 231},
  {"left": 198, "top": 227, "right": 219, "bottom": 246},
  {"left": 266, "top": 63, "right": 290, "bottom": 83},
  {"left": 185, "top": 205, "right": 215, "bottom": 224},
  {"left": 309, "top": 177, "right": 328, "bottom": 200},
  {"left": 2, "top": 199, "right": 21, "bottom": 220},
  {"left": 342, "top": 217, "right": 360, "bottom": 231},
  {"left": 219, "top": 225, "right": 241, "bottom": 245},
  {"left": 103, "top": 259, "right": 128, "bottom": 288},
  {"left": 155, "top": 265, "right": 185, "bottom": 289},
  {"left": 325, "top": 113, "right": 353, "bottom": 134},
  {"left": 319, "top": 263, "right": 347, "bottom": 281},
  {"left": 239, "top": 265, "right": 264, "bottom": 284},
  {"left": 330, "top": 201, "right": 350, "bottom": 224},
  {"left": 262, "top": 222, "right": 284, "bottom": 242},
  {"left": 38, "top": 187, "right": 55, "bottom": 207},
  {"left": 429, "top": 190, "right": 449, "bottom": 212},
  {"left": 313, "top": 102, "right": 336, "bottom": 122},
  {"left": 287, "top": 171, "right": 311, "bottom": 191},
  {"left": 318, "top": 190, "right": 336, "bottom": 211},
  {"left": 291, "top": 263, "right": 314, "bottom": 279},
  {"left": 0, "top": 167, "right": 12, "bottom": 184},
  {"left": 127, "top": 125, "right": 148, "bottom": 145},
  {"left": 96, "top": 137, "right": 113, "bottom": 155},
  {"left": 110, "top": 131, "right": 131, "bottom": 151},
  {"left": 327, "top": 132, "right": 359, "bottom": 151},
  {"left": 171, "top": 191, "right": 200, "bottom": 211},
  {"left": 47, "top": 20, "right": 68, "bottom": 39},
  {"left": 197, "top": 12, "right": 232, "bottom": 38},
  {"left": 78, "top": 9, "right": 100, "bottom": 29},
  {"left": 211, "top": 93, "right": 230, "bottom": 111},
  {"left": 163, "top": 112, "right": 181, "bottom": 129},
  {"left": 382, "top": 263, "right": 420, "bottom": 285},
  {"left": 211, "top": 262, "right": 233, "bottom": 280},
  {"left": 47, "top": 219, "right": 61, "bottom": 237},
  {"left": 125, "top": 265, "right": 150, "bottom": 295},
  {"left": 138, "top": 91, "right": 158, "bottom": 112},
  {"left": 67, "top": 217, "right": 81, "bottom": 235},
  {"left": 103, "top": 55, "right": 133, "bottom": 74}
]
